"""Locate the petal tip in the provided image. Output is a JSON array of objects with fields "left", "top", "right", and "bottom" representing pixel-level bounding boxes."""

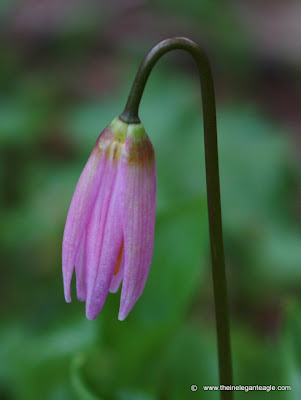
[
  {"left": 63, "top": 279, "right": 72, "bottom": 303},
  {"left": 109, "top": 287, "right": 120, "bottom": 294},
  {"left": 86, "top": 308, "right": 98, "bottom": 320},
  {"left": 77, "top": 294, "right": 86, "bottom": 302},
  {"left": 85, "top": 300, "right": 105, "bottom": 320},
  {"left": 118, "top": 307, "right": 130, "bottom": 321},
  {"left": 86, "top": 303, "right": 99, "bottom": 320},
  {"left": 86, "top": 314, "right": 97, "bottom": 321},
  {"left": 64, "top": 293, "right": 72, "bottom": 303},
  {"left": 118, "top": 313, "right": 126, "bottom": 321}
]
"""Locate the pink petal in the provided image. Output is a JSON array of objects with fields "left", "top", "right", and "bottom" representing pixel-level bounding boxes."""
[
  {"left": 74, "top": 233, "right": 86, "bottom": 301},
  {"left": 85, "top": 145, "right": 124, "bottom": 320},
  {"left": 118, "top": 133, "right": 156, "bottom": 321},
  {"left": 109, "top": 250, "right": 124, "bottom": 293},
  {"left": 62, "top": 127, "right": 113, "bottom": 302}
]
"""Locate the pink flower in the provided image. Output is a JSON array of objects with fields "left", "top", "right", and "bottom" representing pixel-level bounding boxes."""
[{"left": 62, "top": 117, "right": 156, "bottom": 320}]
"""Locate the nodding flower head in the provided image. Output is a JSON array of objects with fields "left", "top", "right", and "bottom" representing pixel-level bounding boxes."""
[{"left": 62, "top": 117, "right": 156, "bottom": 320}]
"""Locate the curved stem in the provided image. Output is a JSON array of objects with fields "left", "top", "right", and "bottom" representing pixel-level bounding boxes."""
[{"left": 120, "top": 37, "right": 233, "bottom": 398}]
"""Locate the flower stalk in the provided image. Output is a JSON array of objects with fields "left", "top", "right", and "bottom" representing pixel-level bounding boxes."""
[{"left": 120, "top": 37, "right": 233, "bottom": 398}]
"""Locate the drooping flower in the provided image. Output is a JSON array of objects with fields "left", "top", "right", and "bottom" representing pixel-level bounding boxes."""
[{"left": 62, "top": 117, "right": 156, "bottom": 320}]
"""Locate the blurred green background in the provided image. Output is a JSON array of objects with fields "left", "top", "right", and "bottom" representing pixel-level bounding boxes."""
[{"left": 1, "top": 1, "right": 301, "bottom": 399}]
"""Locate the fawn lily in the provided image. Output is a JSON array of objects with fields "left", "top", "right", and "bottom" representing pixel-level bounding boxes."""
[{"left": 62, "top": 117, "right": 156, "bottom": 320}]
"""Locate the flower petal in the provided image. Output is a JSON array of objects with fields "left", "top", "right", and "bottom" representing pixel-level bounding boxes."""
[
  {"left": 85, "top": 144, "right": 124, "bottom": 320},
  {"left": 109, "top": 250, "right": 124, "bottom": 293},
  {"left": 118, "top": 128, "right": 156, "bottom": 321},
  {"left": 62, "top": 128, "right": 113, "bottom": 302},
  {"left": 75, "top": 233, "right": 86, "bottom": 301}
]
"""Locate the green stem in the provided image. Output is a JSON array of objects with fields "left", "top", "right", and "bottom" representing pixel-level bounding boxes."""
[{"left": 120, "top": 37, "right": 233, "bottom": 399}]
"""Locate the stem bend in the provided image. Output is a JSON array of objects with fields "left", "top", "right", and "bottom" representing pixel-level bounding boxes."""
[{"left": 120, "top": 37, "right": 233, "bottom": 399}]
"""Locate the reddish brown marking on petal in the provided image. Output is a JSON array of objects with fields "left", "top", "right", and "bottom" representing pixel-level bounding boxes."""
[
  {"left": 114, "top": 242, "right": 124, "bottom": 275},
  {"left": 94, "top": 127, "right": 115, "bottom": 156},
  {"left": 112, "top": 145, "right": 118, "bottom": 160},
  {"left": 127, "top": 136, "right": 155, "bottom": 165},
  {"left": 108, "top": 141, "right": 124, "bottom": 163}
]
